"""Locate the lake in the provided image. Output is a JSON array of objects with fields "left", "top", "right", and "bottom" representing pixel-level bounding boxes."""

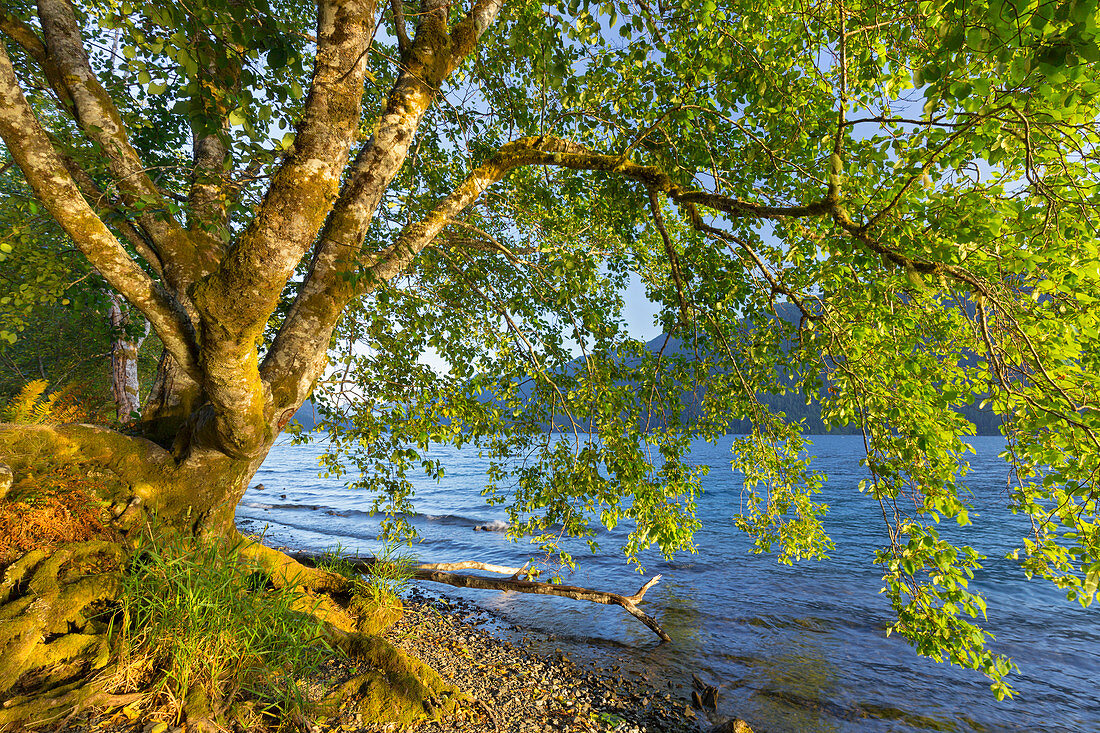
[{"left": 237, "top": 434, "right": 1099, "bottom": 732}]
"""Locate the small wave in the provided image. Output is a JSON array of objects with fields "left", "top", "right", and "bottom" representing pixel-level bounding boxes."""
[
  {"left": 247, "top": 502, "right": 509, "bottom": 530},
  {"left": 472, "top": 519, "right": 510, "bottom": 532},
  {"left": 241, "top": 501, "right": 330, "bottom": 512}
]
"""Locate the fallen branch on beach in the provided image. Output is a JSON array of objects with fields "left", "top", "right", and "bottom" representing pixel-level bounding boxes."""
[
  {"left": 287, "top": 551, "right": 672, "bottom": 642},
  {"left": 415, "top": 560, "right": 532, "bottom": 577}
]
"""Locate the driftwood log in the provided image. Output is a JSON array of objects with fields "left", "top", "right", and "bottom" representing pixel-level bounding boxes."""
[{"left": 287, "top": 551, "right": 671, "bottom": 642}]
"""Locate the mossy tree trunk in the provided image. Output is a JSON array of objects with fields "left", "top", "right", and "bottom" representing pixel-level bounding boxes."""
[
  {"left": 0, "top": 0, "right": 504, "bottom": 530},
  {"left": 0, "top": 423, "right": 258, "bottom": 538}
]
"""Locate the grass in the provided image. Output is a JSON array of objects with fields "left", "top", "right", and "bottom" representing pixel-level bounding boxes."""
[
  {"left": 317, "top": 541, "right": 417, "bottom": 606},
  {"left": 363, "top": 542, "right": 418, "bottom": 605},
  {"left": 113, "top": 530, "right": 330, "bottom": 729},
  {"left": 314, "top": 542, "right": 418, "bottom": 637}
]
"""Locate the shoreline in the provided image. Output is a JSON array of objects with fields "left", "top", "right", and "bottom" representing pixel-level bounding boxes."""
[{"left": 312, "top": 585, "right": 749, "bottom": 733}]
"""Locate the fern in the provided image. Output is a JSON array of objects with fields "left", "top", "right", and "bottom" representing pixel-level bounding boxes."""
[
  {"left": 3, "top": 380, "right": 49, "bottom": 423},
  {"left": 1, "top": 380, "right": 84, "bottom": 424}
]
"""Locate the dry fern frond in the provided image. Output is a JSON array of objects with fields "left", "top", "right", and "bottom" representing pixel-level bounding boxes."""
[
  {"left": 1, "top": 380, "right": 85, "bottom": 424},
  {"left": 2, "top": 379, "right": 49, "bottom": 423}
]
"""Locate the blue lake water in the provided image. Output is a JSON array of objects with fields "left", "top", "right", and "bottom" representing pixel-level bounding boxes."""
[{"left": 237, "top": 435, "right": 1099, "bottom": 732}]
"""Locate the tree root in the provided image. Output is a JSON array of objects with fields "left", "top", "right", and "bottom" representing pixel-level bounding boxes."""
[
  {"left": 317, "top": 627, "right": 460, "bottom": 726},
  {"left": 236, "top": 537, "right": 350, "bottom": 594},
  {"left": 0, "top": 541, "right": 125, "bottom": 728},
  {"left": 0, "top": 542, "right": 122, "bottom": 695},
  {"left": 0, "top": 540, "right": 462, "bottom": 731},
  {"left": 0, "top": 680, "right": 142, "bottom": 729}
]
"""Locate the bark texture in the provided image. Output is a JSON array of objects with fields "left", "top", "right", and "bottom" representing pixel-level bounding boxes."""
[{"left": 108, "top": 293, "right": 147, "bottom": 424}]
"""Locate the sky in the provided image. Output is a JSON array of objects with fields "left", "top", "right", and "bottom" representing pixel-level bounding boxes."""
[{"left": 413, "top": 271, "right": 663, "bottom": 375}]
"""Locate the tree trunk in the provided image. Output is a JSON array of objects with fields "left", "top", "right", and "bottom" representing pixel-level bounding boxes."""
[
  {"left": 0, "top": 0, "right": 508, "bottom": 726},
  {"left": 0, "top": 422, "right": 259, "bottom": 539},
  {"left": 140, "top": 349, "right": 206, "bottom": 449},
  {"left": 108, "top": 292, "right": 146, "bottom": 425}
]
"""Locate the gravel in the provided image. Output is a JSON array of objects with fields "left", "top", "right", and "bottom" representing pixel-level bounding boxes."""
[{"left": 318, "top": 586, "right": 706, "bottom": 733}]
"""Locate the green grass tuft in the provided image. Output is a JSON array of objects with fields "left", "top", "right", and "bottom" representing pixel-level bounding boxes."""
[{"left": 114, "top": 531, "right": 330, "bottom": 729}]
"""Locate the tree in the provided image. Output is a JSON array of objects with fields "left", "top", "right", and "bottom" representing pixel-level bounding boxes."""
[{"left": 0, "top": 0, "right": 1098, "bottom": 724}]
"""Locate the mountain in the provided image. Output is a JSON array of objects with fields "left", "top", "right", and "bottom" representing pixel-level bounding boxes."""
[{"left": 550, "top": 303, "right": 1001, "bottom": 436}]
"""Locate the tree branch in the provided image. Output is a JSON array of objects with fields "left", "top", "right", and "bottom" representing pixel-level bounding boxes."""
[
  {"left": 412, "top": 569, "right": 670, "bottom": 642},
  {"left": 0, "top": 10, "right": 45, "bottom": 64},
  {"left": 288, "top": 551, "right": 671, "bottom": 641},
  {"left": 0, "top": 38, "right": 199, "bottom": 378},
  {"left": 450, "top": 0, "right": 507, "bottom": 60},
  {"left": 415, "top": 560, "right": 530, "bottom": 575},
  {"left": 36, "top": 0, "right": 187, "bottom": 265},
  {"left": 198, "top": 0, "right": 376, "bottom": 332},
  {"left": 56, "top": 151, "right": 166, "bottom": 278},
  {"left": 187, "top": 131, "right": 232, "bottom": 256},
  {"left": 193, "top": 0, "right": 378, "bottom": 459},
  {"left": 647, "top": 187, "right": 691, "bottom": 328},
  {"left": 0, "top": 9, "right": 74, "bottom": 112},
  {"left": 831, "top": 205, "right": 989, "bottom": 295},
  {"left": 261, "top": 0, "right": 504, "bottom": 412},
  {"left": 389, "top": 0, "right": 411, "bottom": 55}
]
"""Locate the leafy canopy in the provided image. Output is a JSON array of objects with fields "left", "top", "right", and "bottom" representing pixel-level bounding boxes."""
[
  {"left": 315, "top": 0, "right": 1100, "bottom": 699},
  {"left": 2, "top": 0, "right": 1099, "bottom": 699}
]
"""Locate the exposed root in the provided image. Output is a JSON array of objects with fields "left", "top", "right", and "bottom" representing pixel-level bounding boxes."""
[
  {"left": 0, "top": 541, "right": 124, "bottom": 728},
  {"left": 0, "top": 541, "right": 122, "bottom": 695},
  {"left": 348, "top": 589, "right": 404, "bottom": 636},
  {"left": 317, "top": 629, "right": 459, "bottom": 726},
  {"left": 180, "top": 682, "right": 222, "bottom": 733},
  {"left": 0, "top": 679, "right": 142, "bottom": 729},
  {"left": 0, "top": 539, "right": 462, "bottom": 731},
  {"left": 237, "top": 538, "right": 349, "bottom": 594},
  {"left": 292, "top": 590, "right": 359, "bottom": 632}
]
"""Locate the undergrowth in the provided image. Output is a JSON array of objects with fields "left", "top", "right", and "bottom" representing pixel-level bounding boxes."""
[
  {"left": 113, "top": 531, "right": 330, "bottom": 729},
  {"left": 0, "top": 461, "right": 119, "bottom": 567},
  {"left": 1, "top": 379, "right": 88, "bottom": 424}
]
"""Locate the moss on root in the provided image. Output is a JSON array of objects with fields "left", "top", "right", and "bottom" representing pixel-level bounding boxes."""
[
  {"left": 319, "top": 633, "right": 459, "bottom": 726},
  {"left": 0, "top": 426, "right": 467, "bottom": 729},
  {"left": 0, "top": 541, "right": 124, "bottom": 727},
  {"left": 349, "top": 588, "right": 404, "bottom": 636},
  {"left": 0, "top": 535, "right": 460, "bottom": 731}
]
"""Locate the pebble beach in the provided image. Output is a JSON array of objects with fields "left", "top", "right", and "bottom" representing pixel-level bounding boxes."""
[{"left": 311, "top": 586, "right": 742, "bottom": 733}]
